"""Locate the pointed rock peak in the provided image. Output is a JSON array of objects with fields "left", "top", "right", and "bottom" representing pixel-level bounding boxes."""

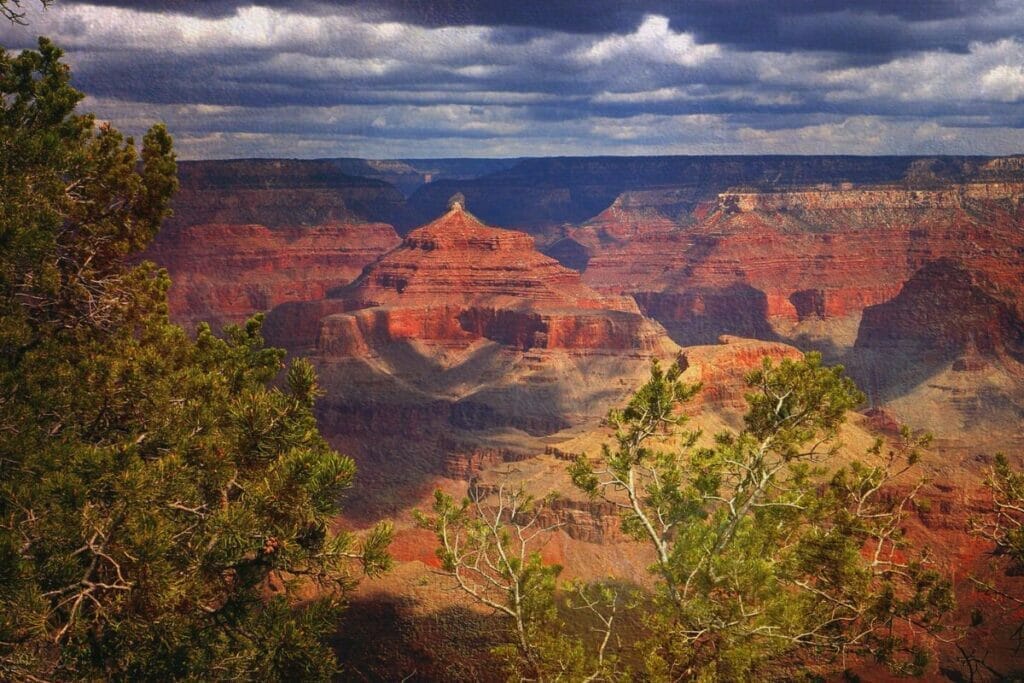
[
  {"left": 406, "top": 196, "right": 532, "bottom": 252},
  {"left": 447, "top": 192, "right": 467, "bottom": 212},
  {"left": 417, "top": 203, "right": 489, "bottom": 233}
]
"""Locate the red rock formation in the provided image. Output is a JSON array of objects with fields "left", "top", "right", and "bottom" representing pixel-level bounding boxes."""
[
  {"left": 855, "top": 258, "right": 1024, "bottom": 363},
  {"left": 142, "top": 158, "right": 408, "bottom": 329},
  {"left": 269, "top": 201, "right": 674, "bottom": 355},
  {"left": 144, "top": 222, "right": 400, "bottom": 330},
  {"left": 678, "top": 336, "right": 805, "bottom": 412},
  {"left": 344, "top": 202, "right": 630, "bottom": 311},
  {"left": 845, "top": 259, "right": 1024, "bottom": 446},
  {"left": 548, "top": 191, "right": 691, "bottom": 278},
  {"left": 581, "top": 183, "right": 1024, "bottom": 345},
  {"left": 571, "top": 191, "right": 686, "bottom": 247},
  {"left": 572, "top": 185, "right": 1024, "bottom": 451}
]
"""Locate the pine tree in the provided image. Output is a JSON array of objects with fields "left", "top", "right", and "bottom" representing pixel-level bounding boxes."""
[
  {"left": 970, "top": 453, "right": 1024, "bottom": 658},
  {"left": 416, "top": 483, "right": 623, "bottom": 682},
  {"left": 569, "top": 355, "right": 952, "bottom": 679},
  {"left": 423, "top": 355, "right": 954, "bottom": 681},
  {"left": 0, "top": 39, "right": 391, "bottom": 681}
]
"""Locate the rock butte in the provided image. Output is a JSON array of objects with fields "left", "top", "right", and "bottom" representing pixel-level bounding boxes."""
[
  {"left": 849, "top": 258, "right": 1024, "bottom": 452},
  {"left": 257, "top": 202, "right": 681, "bottom": 533},
  {"left": 267, "top": 201, "right": 674, "bottom": 355},
  {"left": 856, "top": 258, "right": 1024, "bottom": 362}
]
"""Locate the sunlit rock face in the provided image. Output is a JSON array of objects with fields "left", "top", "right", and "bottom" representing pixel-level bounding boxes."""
[
  {"left": 572, "top": 181, "right": 1024, "bottom": 453},
  {"left": 580, "top": 183, "right": 1024, "bottom": 345},
  {"left": 269, "top": 201, "right": 674, "bottom": 356},
  {"left": 261, "top": 201, "right": 679, "bottom": 518},
  {"left": 143, "top": 159, "right": 407, "bottom": 331},
  {"left": 145, "top": 222, "right": 401, "bottom": 331},
  {"left": 677, "top": 336, "right": 804, "bottom": 413}
]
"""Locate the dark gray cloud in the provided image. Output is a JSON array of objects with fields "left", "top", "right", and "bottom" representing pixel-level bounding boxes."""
[
  {"left": 2, "top": 1, "right": 1023, "bottom": 158},
  {"left": 61, "top": 0, "right": 1019, "bottom": 57}
]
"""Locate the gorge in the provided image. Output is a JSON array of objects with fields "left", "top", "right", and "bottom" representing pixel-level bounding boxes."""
[{"left": 143, "top": 154, "right": 1024, "bottom": 678}]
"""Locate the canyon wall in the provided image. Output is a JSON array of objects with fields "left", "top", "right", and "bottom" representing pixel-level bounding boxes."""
[
  {"left": 145, "top": 222, "right": 400, "bottom": 331},
  {"left": 581, "top": 182, "right": 1024, "bottom": 340},
  {"left": 149, "top": 155, "right": 1024, "bottom": 679},
  {"left": 145, "top": 159, "right": 411, "bottom": 329}
]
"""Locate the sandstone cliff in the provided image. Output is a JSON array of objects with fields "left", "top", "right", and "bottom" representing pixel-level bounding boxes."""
[
  {"left": 144, "top": 222, "right": 400, "bottom": 330},
  {"left": 268, "top": 201, "right": 673, "bottom": 356},
  {"left": 856, "top": 258, "right": 1024, "bottom": 363},
  {"left": 581, "top": 182, "right": 1024, "bottom": 345}
]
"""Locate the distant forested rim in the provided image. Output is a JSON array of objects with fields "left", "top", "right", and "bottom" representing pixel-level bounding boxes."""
[{"left": 164, "top": 153, "right": 1024, "bottom": 234}]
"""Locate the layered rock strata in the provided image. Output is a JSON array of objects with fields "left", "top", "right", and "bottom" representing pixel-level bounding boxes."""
[
  {"left": 847, "top": 259, "right": 1024, "bottom": 450},
  {"left": 269, "top": 201, "right": 673, "bottom": 356},
  {"left": 580, "top": 183, "right": 1024, "bottom": 346},
  {"left": 855, "top": 258, "right": 1024, "bottom": 363},
  {"left": 144, "top": 222, "right": 400, "bottom": 330}
]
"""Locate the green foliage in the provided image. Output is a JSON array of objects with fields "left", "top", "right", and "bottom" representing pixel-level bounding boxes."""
[
  {"left": 569, "top": 354, "right": 952, "bottom": 680},
  {"left": 0, "top": 40, "right": 390, "bottom": 681},
  {"left": 985, "top": 454, "right": 1024, "bottom": 566},
  {"left": 424, "top": 356, "right": 952, "bottom": 680},
  {"left": 969, "top": 452, "right": 1024, "bottom": 652},
  {"left": 415, "top": 486, "right": 622, "bottom": 682}
]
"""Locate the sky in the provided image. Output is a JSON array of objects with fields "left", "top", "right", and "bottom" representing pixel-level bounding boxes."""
[{"left": 3, "top": 1, "right": 1024, "bottom": 159}]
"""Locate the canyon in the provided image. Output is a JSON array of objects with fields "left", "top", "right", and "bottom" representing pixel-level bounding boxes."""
[
  {"left": 145, "top": 222, "right": 400, "bottom": 331},
  {"left": 144, "top": 155, "right": 1024, "bottom": 679}
]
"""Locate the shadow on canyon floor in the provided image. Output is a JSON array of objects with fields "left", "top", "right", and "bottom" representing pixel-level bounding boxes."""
[
  {"left": 333, "top": 595, "right": 506, "bottom": 682},
  {"left": 636, "top": 283, "right": 781, "bottom": 347}
]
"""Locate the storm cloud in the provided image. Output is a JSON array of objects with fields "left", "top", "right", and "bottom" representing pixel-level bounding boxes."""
[{"left": 2, "top": 0, "right": 1023, "bottom": 158}]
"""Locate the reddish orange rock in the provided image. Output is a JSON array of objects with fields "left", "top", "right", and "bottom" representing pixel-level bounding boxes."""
[
  {"left": 144, "top": 222, "right": 400, "bottom": 330},
  {"left": 855, "top": 258, "right": 1024, "bottom": 362},
  {"left": 344, "top": 201, "right": 634, "bottom": 312},
  {"left": 678, "top": 336, "right": 804, "bottom": 412},
  {"left": 580, "top": 183, "right": 1024, "bottom": 344},
  {"left": 270, "top": 201, "right": 674, "bottom": 355}
]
